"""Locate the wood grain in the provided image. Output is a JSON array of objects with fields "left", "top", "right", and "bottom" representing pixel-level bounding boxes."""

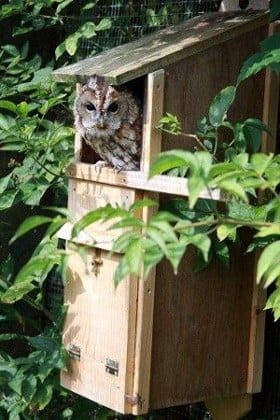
[
  {"left": 52, "top": 11, "right": 268, "bottom": 86},
  {"left": 61, "top": 249, "right": 138, "bottom": 414}
]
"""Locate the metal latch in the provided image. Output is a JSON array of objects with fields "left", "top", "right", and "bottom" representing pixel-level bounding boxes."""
[
  {"left": 68, "top": 343, "right": 81, "bottom": 361},
  {"left": 105, "top": 358, "right": 119, "bottom": 376}
]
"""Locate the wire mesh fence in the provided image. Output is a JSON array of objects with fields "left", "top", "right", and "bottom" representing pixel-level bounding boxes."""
[{"left": 65, "top": 1, "right": 221, "bottom": 58}]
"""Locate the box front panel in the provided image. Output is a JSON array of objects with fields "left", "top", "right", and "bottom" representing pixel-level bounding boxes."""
[
  {"left": 61, "top": 248, "right": 138, "bottom": 414},
  {"left": 68, "top": 178, "right": 138, "bottom": 247}
]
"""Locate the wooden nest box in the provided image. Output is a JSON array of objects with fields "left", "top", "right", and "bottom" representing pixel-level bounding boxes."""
[{"left": 53, "top": 9, "right": 273, "bottom": 416}]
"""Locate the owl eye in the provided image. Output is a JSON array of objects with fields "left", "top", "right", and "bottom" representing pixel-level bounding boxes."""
[
  {"left": 86, "top": 103, "right": 96, "bottom": 111},
  {"left": 108, "top": 102, "right": 119, "bottom": 113}
]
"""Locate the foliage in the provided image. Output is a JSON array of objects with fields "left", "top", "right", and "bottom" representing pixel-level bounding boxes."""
[
  {"left": 0, "top": 3, "right": 75, "bottom": 418},
  {"left": 0, "top": 0, "right": 280, "bottom": 418}
]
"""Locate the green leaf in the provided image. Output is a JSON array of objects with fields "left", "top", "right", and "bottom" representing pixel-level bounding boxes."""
[
  {"left": 190, "top": 233, "right": 211, "bottom": 262},
  {"left": 28, "top": 335, "right": 60, "bottom": 352},
  {"left": 143, "top": 244, "right": 163, "bottom": 278},
  {"left": 10, "top": 215, "right": 53, "bottom": 244},
  {"left": 0, "top": 100, "right": 18, "bottom": 114},
  {"left": 244, "top": 118, "right": 271, "bottom": 136},
  {"left": 146, "top": 226, "right": 168, "bottom": 254},
  {"left": 219, "top": 180, "right": 248, "bottom": 202},
  {"left": 165, "top": 242, "right": 186, "bottom": 274},
  {"left": 0, "top": 173, "right": 12, "bottom": 194},
  {"left": 264, "top": 288, "right": 280, "bottom": 312},
  {"left": 114, "top": 257, "right": 130, "bottom": 287},
  {"left": 243, "top": 125, "right": 261, "bottom": 153},
  {"left": 1, "top": 280, "right": 37, "bottom": 304},
  {"left": 208, "top": 86, "right": 236, "bottom": 127},
  {"left": 126, "top": 239, "right": 143, "bottom": 275},
  {"left": 0, "top": 189, "right": 18, "bottom": 210},
  {"left": 80, "top": 21, "right": 96, "bottom": 39},
  {"left": 188, "top": 175, "right": 207, "bottom": 209},
  {"left": 55, "top": 42, "right": 66, "bottom": 60},
  {"left": 110, "top": 217, "right": 145, "bottom": 230},
  {"left": 72, "top": 205, "right": 128, "bottom": 238},
  {"left": 149, "top": 150, "right": 195, "bottom": 177},
  {"left": 129, "top": 199, "right": 157, "bottom": 213},
  {"left": 112, "top": 231, "right": 140, "bottom": 253},
  {"left": 56, "top": 0, "right": 74, "bottom": 14},
  {"left": 228, "top": 200, "right": 267, "bottom": 222},
  {"left": 251, "top": 153, "right": 274, "bottom": 176},
  {"left": 149, "top": 219, "right": 178, "bottom": 243},
  {"left": 20, "top": 179, "right": 50, "bottom": 206},
  {"left": 65, "top": 32, "right": 81, "bottom": 56},
  {"left": 257, "top": 241, "right": 280, "bottom": 285},
  {"left": 217, "top": 224, "right": 237, "bottom": 241},
  {"left": 255, "top": 225, "right": 280, "bottom": 238},
  {"left": 269, "top": 0, "right": 280, "bottom": 21},
  {"left": 237, "top": 49, "right": 280, "bottom": 85},
  {"left": 94, "top": 18, "right": 112, "bottom": 32},
  {"left": 22, "top": 375, "right": 37, "bottom": 404},
  {"left": 31, "top": 383, "right": 53, "bottom": 411}
]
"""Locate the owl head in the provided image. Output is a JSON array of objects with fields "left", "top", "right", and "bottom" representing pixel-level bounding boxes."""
[{"left": 74, "top": 74, "right": 140, "bottom": 139}]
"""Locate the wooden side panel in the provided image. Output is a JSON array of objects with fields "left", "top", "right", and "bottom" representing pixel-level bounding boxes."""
[
  {"left": 131, "top": 71, "right": 165, "bottom": 415},
  {"left": 149, "top": 239, "right": 259, "bottom": 408},
  {"left": 162, "top": 26, "right": 267, "bottom": 151},
  {"left": 61, "top": 249, "right": 138, "bottom": 414}
]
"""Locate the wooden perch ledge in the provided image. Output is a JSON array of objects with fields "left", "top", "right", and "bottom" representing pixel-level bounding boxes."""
[{"left": 66, "top": 162, "right": 223, "bottom": 201}]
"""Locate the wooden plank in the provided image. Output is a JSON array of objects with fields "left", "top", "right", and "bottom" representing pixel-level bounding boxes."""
[
  {"left": 141, "top": 70, "right": 165, "bottom": 171},
  {"left": 149, "top": 236, "right": 256, "bottom": 409},
  {"left": 130, "top": 195, "right": 158, "bottom": 415},
  {"left": 130, "top": 71, "right": 165, "bottom": 414},
  {"left": 246, "top": 262, "right": 266, "bottom": 393},
  {"left": 161, "top": 25, "right": 267, "bottom": 149},
  {"left": 52, "top": 10, "right": 268, "bottom": 85},
  {"left": 261, "top": 21, "right": 280, "bottom": 154},
  {"left": 61, "top": 248, "right": 139, "bottom": 414},
  {"left": 66, "top": 163, "right": 223, "bottom": 201},
  {"left": 67, "top": 178, "right": 141, "bottom": 244}
]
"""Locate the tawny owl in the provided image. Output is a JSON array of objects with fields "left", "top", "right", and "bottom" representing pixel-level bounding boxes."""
[{"left": 74, "top": 75, "right": 142, "bottom": 171}]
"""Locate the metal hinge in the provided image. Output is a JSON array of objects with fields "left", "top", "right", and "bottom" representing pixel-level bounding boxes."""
[
  {"left": 105, "top": 358, "right": 119, "bottom": 376},
  {"left": 68, "top": 343, "right": 81, "bottom": 361}
]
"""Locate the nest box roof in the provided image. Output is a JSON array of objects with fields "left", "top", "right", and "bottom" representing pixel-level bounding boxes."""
[{"left": 52, "top": 10, "right": 267, "bottom": 86}]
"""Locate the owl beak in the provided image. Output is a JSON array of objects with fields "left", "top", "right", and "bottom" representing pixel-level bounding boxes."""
[{"left": 97, "top": 116, "right": 105, "bottom": 129}]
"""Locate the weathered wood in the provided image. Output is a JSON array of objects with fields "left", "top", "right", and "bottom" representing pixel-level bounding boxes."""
[
  {"left": 141, "top": 70, "right": 165, "bottom": 171},
  {"left": 61, "top": 249, "right": 139, "bottom": 414},
  {"left": 261, "top": 21, "right": 280, "bottom": 154},
  {"left": 161, "top": 25, "right": 267, "bottom": 150},
  {"left": 67, "top": 177, "right": 142, "bottom": 245},
  {"left": 66, "top": 163, "right": 223, "bottom": 200},
  {"left": 149, "top": 237, "right": 258, "bottom": 409},
  {"left": 52, "top": 10, "right": 268, "bottom": 86},
  {"left": 131, "top": 71, "right": 165, "bottom": 415}
]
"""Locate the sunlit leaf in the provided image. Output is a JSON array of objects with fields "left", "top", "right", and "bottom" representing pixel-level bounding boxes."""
[
  {"left": 165, "top": 242, "right": 186, "bottom": 274},
  {"left": 10, "top": 215, "right": 53, "bottom": 244},
  {"left": 217, "top": 223, "right": 237, "bottom": 241},
  {"left": 257, "top": 241, "right": 280, "bottom": 285},
  {"left": 149, "top": 150, "right": 194, "bottom": 177},
  {"left": 126, "top": 239, "right": 143, "bottom": 275},
  {"left": 208, "top": 86, "right": 236, "bottom": 127},
  {"left": 114, "top": 257, "right": 130, "bottom": 287},
  {"left": 251, "top": 153, "right": 274, "bottom": 176}
]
